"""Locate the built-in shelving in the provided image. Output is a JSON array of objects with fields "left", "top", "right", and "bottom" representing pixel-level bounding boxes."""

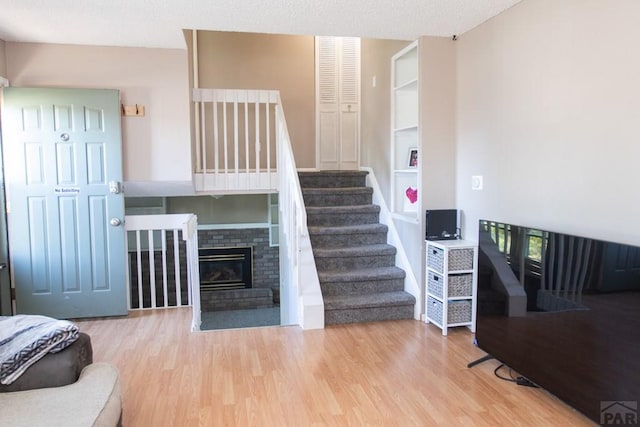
[{"left": 390, "top": 41, "right": 419, "bottom": 220}]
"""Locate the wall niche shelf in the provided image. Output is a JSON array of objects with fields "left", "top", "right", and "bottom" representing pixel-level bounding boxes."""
[{"left": 390, "top": 41, "right": 420, "bottom": 220}]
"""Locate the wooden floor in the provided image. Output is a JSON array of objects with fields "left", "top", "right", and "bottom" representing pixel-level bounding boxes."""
[{"left": 77, "top": 308, "right": 595, "bottom": 426}]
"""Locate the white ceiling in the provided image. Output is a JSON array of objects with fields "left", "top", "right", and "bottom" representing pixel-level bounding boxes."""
[{"left": 0, "top": 0, "right": 521, "bottom": 49}]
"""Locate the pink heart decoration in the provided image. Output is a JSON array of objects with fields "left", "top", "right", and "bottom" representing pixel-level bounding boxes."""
[{"left": 405, "top": 187, "right": 418, "bottom": 204}]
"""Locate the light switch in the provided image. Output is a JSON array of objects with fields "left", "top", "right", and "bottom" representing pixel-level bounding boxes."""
[{"left": 472, "top": 175, "right": 483, "bottom": 190}]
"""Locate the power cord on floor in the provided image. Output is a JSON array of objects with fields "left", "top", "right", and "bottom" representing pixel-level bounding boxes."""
[
  {"left": 493, "top": 364, "right": 539, "bottom": 388},
  {"left": 494, "top": 364, "right": 517, "bottom": 383}
]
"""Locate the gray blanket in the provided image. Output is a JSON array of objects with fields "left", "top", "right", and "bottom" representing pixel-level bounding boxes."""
[{"left": 0, "top": 315, "right": 79, "bottom": 385}]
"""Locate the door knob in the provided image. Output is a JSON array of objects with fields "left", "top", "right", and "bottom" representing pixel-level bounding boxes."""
[{"left": 110, "top": 218, "right": 122, "bottom": 226}]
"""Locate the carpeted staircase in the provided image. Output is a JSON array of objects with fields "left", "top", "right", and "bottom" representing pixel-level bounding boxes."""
[{"left": 299, "top": 170, "right": 416, "bottom": 325}]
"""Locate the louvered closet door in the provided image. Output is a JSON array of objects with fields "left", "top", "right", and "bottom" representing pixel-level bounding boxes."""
[{"left": 316, "top": 36, "right": 360, "bottom": 170}]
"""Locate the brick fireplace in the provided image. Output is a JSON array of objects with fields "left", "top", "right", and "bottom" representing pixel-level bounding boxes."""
[
  {"left": 127, "top": 227, "right": 279, "bottom": 311},
  {"left": 198, "top": 228, "right": 279, "bottom": 311}
]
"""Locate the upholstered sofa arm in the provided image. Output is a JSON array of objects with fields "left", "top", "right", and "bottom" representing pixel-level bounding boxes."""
[
  {"left": 0, "top": 362, "right": 122, "bottom": 427},
  {"left": 0, "top": 332, "right": 93, "bottom": 393}
]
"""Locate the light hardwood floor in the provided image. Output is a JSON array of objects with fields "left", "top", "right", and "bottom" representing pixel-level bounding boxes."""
[{"left": 77, "top": 308, "right": 594, "bottom": 426}]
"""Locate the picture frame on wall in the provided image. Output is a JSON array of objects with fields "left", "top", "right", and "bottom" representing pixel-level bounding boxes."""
[{"left": 408, "top": 148, "right": 418, "bottom": 168}]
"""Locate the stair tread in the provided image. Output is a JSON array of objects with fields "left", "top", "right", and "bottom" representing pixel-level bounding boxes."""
[
  {"left": 323, "top": 291, "right": 416, "bottom": 310},
  {"left": 299, "top": 170, "right": 368, "bottom": 178},
  {"left": 308, "top": 223, "right": 388, "bottom": 235},
  {"left": 313, "top": 244, "right": 396, "bottom": 258},
  {"left": 319, "top": 266, "right": 405, "bottom": 282},
  {"left": 302, "top": 187, "right": 372, "bottom": 194},
  {"left": 302, "top": 170, "right": 416, "bottom": 324},
  {"left": 306, "top": 205, "right": 380, "bottom": 214}
]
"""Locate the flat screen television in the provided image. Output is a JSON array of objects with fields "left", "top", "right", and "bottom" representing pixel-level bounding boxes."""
[{"left": 475, "top": 220, "right": 640, "bottom": 424}]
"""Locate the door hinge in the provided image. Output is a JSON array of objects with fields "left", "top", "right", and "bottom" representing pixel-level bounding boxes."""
[{"left": 10, "top": 287, "right": 16, "bottom": 301}]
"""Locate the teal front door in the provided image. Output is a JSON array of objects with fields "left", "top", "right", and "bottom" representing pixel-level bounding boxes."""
[{"left": 1, "top": 87, "right": 127, "bottom": 318}]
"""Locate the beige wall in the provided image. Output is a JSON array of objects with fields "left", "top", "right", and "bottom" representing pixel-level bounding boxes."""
[
  {"left": 5, "top": 42, "right": 192, "bottom": 185},
  {"left": 361, "top": 38, "right": 411, "bottom": 202},
  {"left": 167, "top": 194, "right": 268, "bottom": 224},
  {"left": 0, "top": 39, "right": 6, "bottom": 78},
  {"left": 361, "top": 36, "right": 456, "bottom": 211},
  {"left": 419, "top": 36, "right": 457, "bottom": 212},
  {"left": 195, "top": 31, "right": 316, "bottom": 168},
  {"left": 362, "top": 37, "right": 457, "bottom": 299},
  {"left": 456, "top": 0, "right": 640, "bottom": 246}
]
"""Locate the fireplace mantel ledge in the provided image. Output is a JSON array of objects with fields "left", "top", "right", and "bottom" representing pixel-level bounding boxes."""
[{"left": 198, "top": 223, "right": 270, "bottom": 231}]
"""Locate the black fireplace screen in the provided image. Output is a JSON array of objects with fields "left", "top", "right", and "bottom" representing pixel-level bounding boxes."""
[{"left": 199, "top": 247, "right": 253, "bottom": 291}]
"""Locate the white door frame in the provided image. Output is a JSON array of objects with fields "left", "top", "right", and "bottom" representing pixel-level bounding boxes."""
[{"left": 0, "top": 76, "right": 10, "bottom": 315}]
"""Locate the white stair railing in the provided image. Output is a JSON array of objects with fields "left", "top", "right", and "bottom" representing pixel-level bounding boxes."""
[
  {"left": 275, "top": 95, "right": 324, "bottom": 329},
  {"left": 192, "top": 89, "right": 278, "bottom": 193},
  {"left": 192, "top": 88, "right": 323, "bottom": 329},
  {"left": 124, "top": 214, "right": 201, "bottom": 331}
]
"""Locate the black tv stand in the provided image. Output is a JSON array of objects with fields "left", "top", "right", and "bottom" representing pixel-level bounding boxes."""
[{"left": 467, "top": 354, "right": 494, "bottom": 368}]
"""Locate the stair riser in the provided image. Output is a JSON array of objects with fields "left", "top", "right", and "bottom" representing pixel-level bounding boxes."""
[
  {"left": 307, "top": 213, "right": 380, "bottom": 227},
  {"left": 324, "top": 305, "right": 414, "bottom": 325},
  {"left": 315, "top": 254, "right": 396, "bottom": 271},
  {"left": 299, "top": 175, "right": 367, "bottom": 188},
  {"left": 320, "top": 278, "right": 405, "bottom": 296},
  {"left": 303, "top": 193, "right": 372, "bottom": 207},
  {"left": 310, "top": 232, "right": 387, "bottom": 248}
]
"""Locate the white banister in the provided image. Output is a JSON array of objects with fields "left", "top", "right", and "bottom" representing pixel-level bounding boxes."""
[
  {"left": 244, "top": 95, "right": 249, "bottom": 176},
  {"left": 192, "top": 88, "right": 324, "bottom": 329},
  {"left": 266, "top": 99, "right": 271, "bottom": 175},
  {"left": 223, "top": 98, "right": 228, "bottom": 176},
  {"left": 212, "top": 98, "right": 217, "bottom": 176},
  {"left": 124, "top": 214, "right": 201, "bottom": 330},
  {"left": 183, "top": 214, "right": 200, "bottom": 330},
  {"left": 275, "top": 95, "right": 324, "bottom": 329},
  {"left": 160, "top": 229, "right": 168, "bottom": 307},
  {"left": 200, "top": 101, "right": 206, "bottom": 173},
  {"left": 192, "top": 88, "right": 278, "bottom": 193},
  {"left": 128, "top": 89, "right": 324, "bottom": 330},
  {"left": 173, "top": 229, "right": 181, "bottom": 306}
]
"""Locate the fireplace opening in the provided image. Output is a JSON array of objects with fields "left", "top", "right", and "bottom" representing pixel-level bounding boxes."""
[{"left": 199, "top": 247, "right": 253, "bottom": 291}]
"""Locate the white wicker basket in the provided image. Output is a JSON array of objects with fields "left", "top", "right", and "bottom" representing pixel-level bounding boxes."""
[
  {"left": 427, "top": 296, "right": 443, "bottom": 325},
  {"left": 448, "top": 274, "right": 473, "bottom": 297},
  {"left": 427, "top": 297, "right": 472, "bottom": 325},
  {"left": 448, "top": 300, "right": 472, "bottom": 323},
  {"left": 448, "top": 248, "right": 474, "bottom": 271},
  {"left": 427, "top": 245, "right": 444, "bottom": 272},
  {"left": 427, "top": 271, "right": 443, "bottom": 299}
]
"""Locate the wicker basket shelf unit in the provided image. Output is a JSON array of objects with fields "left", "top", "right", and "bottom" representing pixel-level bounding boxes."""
[{"left": 424, "top": 239, "right": 478, "bottom": 336}]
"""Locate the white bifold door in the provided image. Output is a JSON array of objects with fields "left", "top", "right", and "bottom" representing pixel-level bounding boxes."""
[
  {"left": 316, "top": 36, "right": 361, "bottom": 170},
  {"left": 1, "top": 87, "right": 126, "bottom": 319}
]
